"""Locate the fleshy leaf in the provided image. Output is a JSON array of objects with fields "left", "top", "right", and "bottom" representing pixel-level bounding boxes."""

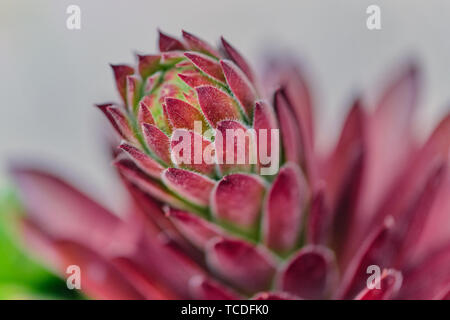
[
  {"left": 158, "top": 30, "right": 185, "bottom": 52},
  {"left": 184, "top": 52, "right": 225, "bottom": 82},
  {"left": 189, "top": 276, "right": 240, "bottom": 300},
  {"left": 263, "top": 163, "right": 309, "bottom": 253},
  {"left": 215, "top": 120, "right": 254, "bottom": 175},
  {"left": 137, "top": 54, "right": 161, "bottom": 79},
  {"left": 355, "top": 269, "right": 403, "bottom": 300},
  {"left": 279, "top": 245, "right": 337, "bottom": 299},
  {"left": 166, "top": 208, "right": 223, "bottom": 250},
  {"left": 206, "top": 238, "right": 276, "bottom": 293},
  {"left": 221, "top": 37, "right": 254, "bottom": 82},
  {"left": 110, "top": 64, "right": 135, "bottom": 104},
  {"left": 164, "top": 97, "right": 208, "bottom": 131},
  {"left": 119, "top": 143, "right": 164, "bottom": 178},
  {"left": 142, "top": 123, "right": 172, "bottom": 165},
  {"left": 196, "top": 85, "right": 242, "bottom": 128},
  {"left": 162, "top": 168, "right": 215, "bottom": 208},
  {"left": 212, "top": 173, "right": 265, "bottom": 231},
  {"left": 182, "top": 30, "right": 220, "bottom": 57},
  {"left": 220, "top": 59, "right": 256, "bottom": 118}
]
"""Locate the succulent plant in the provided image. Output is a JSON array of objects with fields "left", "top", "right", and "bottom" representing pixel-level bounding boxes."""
[{"left": 10, "top": 30, "right": 450, "bottom": 300}]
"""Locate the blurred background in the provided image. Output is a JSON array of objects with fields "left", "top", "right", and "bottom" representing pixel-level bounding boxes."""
[{"left": 0, "top": 0, "right": 449, "bottom": 299}]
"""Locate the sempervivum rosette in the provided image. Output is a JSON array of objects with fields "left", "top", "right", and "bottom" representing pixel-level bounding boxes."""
[{"left": 10, "top": 30, "right": 450, "bottom": 300}]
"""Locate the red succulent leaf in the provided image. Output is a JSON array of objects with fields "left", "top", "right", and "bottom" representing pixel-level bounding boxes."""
[
  {"left": 252, "top": 292, "right": 300, "bottom": 300},
  {"left": 307, "top": 187, "right": 331, "bottom": 245},
  {"left": 274, "top": 89, "right": 302, "bottom": 164},
  {"left": 170, "top": 129, "right": 216, "bottom": 176},
  {"left": 126, "top": 75, "right": 140, "bottom": 110},
  {"left": 166, "top": 208, "right": 223, "bottom": 250},
  {"left": 355, "top": 269, "right": 403, "bottom": 300},
  {"left": 184, "top": 52, "right": 225, "bottom": 82},
  {"left": 142, "top": 123, "right": 172, "bottom": 165},
  {"left": 215, "top": 120, "right": 254, "bottom": 175},
  {"left": 11, "top": 168, "right": 121, "bottom": 252},
  {"left": 119, "top": 143, "right": 164, "bottom": 179},
  {"left": 397, "top": 243, "right": 450, "bottom": 300},
  {"left": 337, "top": 216, "right": 395, "bottom": 299},
  {"left": 220, "top": 59, "right": 257, "bottom": 118},
  {"left": 164, "top": 97, "right": 208, "bottom": 131},
  {"left": 212, "top": 173, "right": 265, "bottom": 231},
  {"left": 182, "top": 30, "right": 220, "bottom": 57},
  {"left": 110, "top": 64, "right": 135, "bottom": 104},
  {"left": 263, "top": 163, "right": 309, "bottom": 253},
  {"left": 221, "top": 37, "right": 254, "bottom": 82},
  {"left": 253, "top": 101, "right": 279, "bottom": 173},
  {"left": 96, "top": 103, "right": 136, "bottom": 143},
  {"left": 158, "top": 30, "right": 185, "bottom": 52},
  {"left": 360, "top": 62, "right": 420, "bottom": 226},
  {"left": 115, "top": 159, "right": 191, "bottom": 211},
  {"left": 189, "top": 276, "right": 241, "bottom": 300},
  {"left": 196, "top": 85, "right": 242, "bottom": 128},
  {"left": 206, "top": 238, "right": 277, "bottom": 293},
  {"left": 137, "top": 54, "right": 161, "bottom": 79},
  {"left": 178, "top": 71, "right": 212, "bottom": 88},
  {"left": 162, "top": 168, "right": 215, "bottom": 208},
  {"left": 137, "top": 97, "right": 156, "bottom": 125},
  {"left": 279, "top": 245, "right": 337, "bottom": 299}
]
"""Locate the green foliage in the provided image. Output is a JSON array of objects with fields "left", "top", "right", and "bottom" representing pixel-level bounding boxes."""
[{"left": 0, "top": 187, "right": 82, "bottom": 299}]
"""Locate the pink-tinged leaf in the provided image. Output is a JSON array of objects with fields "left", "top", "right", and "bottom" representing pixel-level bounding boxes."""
[
  {"left": 10, "top": 168, "right": 120, "bottom": 252},
  {"left": 391, "top": 163, "right": 447, "bottom": 267},
  {"left": 137, "top": 54, "right": 161, "bottom": 79},
  {"left": 170, "top": 129, "right": 216, "bottom": 176},
  {"left": 143, "top": 72, "right": 161, "bottom": 93},
  {"left": 110, "top": 64, "right": 135, "bottom": 104},
  {"left": 189, "top": 276, "right": 241, "bottom": 300},
  {"left": 372, "top": 113, "right": 450, "bottom": 258},
  {"left": 164, "top": 97, "right": 208, "bottom": 130},
  {"left": 397, "top": 243, "right": 450, "bottom": 300},
  {"left": 325, "top": 100, "right": 365, "bottom": 209},
  {"left": 196, "top": 85, "right": 242, "bottom": 128},
  {"left": 115, "top": 159, "right": 192, "bottom": 211},
  {"left": 119, "top": 232, "right": 207, "bottom": 299},
  {"left": 96, "top": 104, "right": 136, "bottom": 143},
  {"left": 212, "top": 174, "right": 265, "bottom": 230},
  {"left": 221, "top": 37, "right": 254, "bottom": 82},
  {"left": 55, "top": 241, "right": 144, "bottom": 300},
  {"left": 158, "top": 30, "right": 185, "bottom": 51},
  {"left": 126, "top": 75, "right": 140, "bottom": 110},
  {"left": 112, "top": 257, "right": 178, "bottom": 299},
  {"left": 184, "top": 52, "right": 225, "bottom": 82},
  {"left": 307, "top": 188, "right": 331, "bottom": 245},
  {"left": 119, "top": 143, "right": 164, "bottom": 178},
  {"left": 138, "top": 97, "right": 155, "bottom": 125},
  {"left": 253, "top": 101, "right": 279, "bottom": 173},
  {"left": 355, "top": 269, "right": 403, "bottom": 300},
  {"left": 263, "top": 163, "right": 309, "bottom": 252},
  {"left": 182, "top": 30, "right": 220, "bottom": 57},
  {"left": 206, "top": 238, "right": 277, "bottom": 293},
  {"left": 142, "top": 123, "right": 172, "bottom": 165},
  {"left": 178, "top": 71, "right": 212, "bottom": 88},
  {"left": 162, "top": 168, "right": 215, "bottom": 208},
  {"left": 279, "top": 245, "right": 337, "bottom": 299},
  {"left": 215, "top": 120, "right": 253, "bottom": 175},
  {"left": 434, "top": 286, "right": 450, "bottom": 300},
  {"left": 221, "top": 59, "right": 257, "bottom": 117},
  {"left": 252, "top": 292, "right": 299, "bottom": 300},
  {"left": 337, "top": 217, "right": 396, "bottom": 299},
  {"left": 274, "top": 89, "right": 302, "bottom": 164},
  {"left": 166, "top": 208, "right": 223, "bottom": 250},
  {"left": 359, "top": 62, "right": 420, "bottom": 228}
]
